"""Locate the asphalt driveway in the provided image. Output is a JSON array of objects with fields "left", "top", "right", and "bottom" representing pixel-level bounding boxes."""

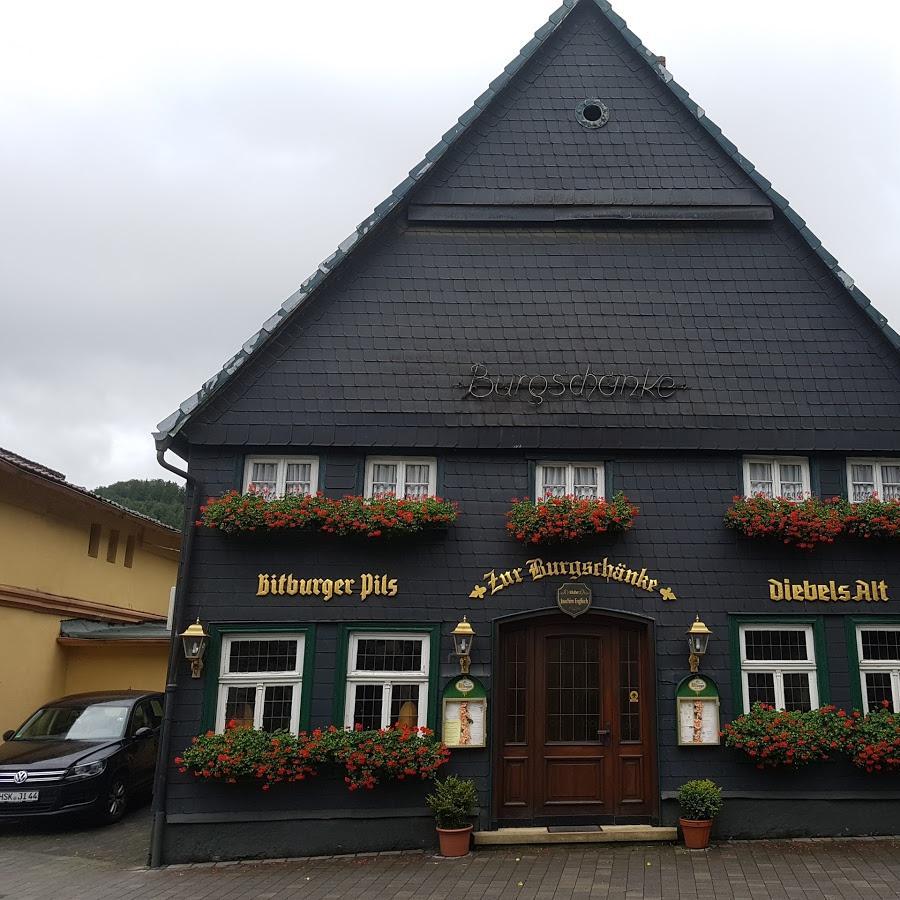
[{"left": 0, "top": 795, "right": 151, "bottom": 868}]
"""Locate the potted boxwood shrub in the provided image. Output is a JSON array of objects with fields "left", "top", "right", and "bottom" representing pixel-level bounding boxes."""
[
  {"left": 676, "top": 779, "right": 723, "bottom": 849},
  {"left": 425, "top": 775, "right": 478, "bottom": 857}
]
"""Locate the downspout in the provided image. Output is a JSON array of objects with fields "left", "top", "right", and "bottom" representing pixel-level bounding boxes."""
[{"left": 149, "top": 443, "right": 201, "bottom": 868}]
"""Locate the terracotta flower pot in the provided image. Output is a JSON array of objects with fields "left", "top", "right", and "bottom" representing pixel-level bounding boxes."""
[
  {"left": 436, "top": 825, "right": 473, "bottom": 857},
  {"left": 679, "top": 817, "right": 713, "bottom": 849}
]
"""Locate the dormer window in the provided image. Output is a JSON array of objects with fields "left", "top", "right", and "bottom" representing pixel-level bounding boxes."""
[
  {"left": 243, "top": 456, "right": 319, "bottom": 499},
  {"left": 742, "top": 457, "right": 809, "bottom": 500}
]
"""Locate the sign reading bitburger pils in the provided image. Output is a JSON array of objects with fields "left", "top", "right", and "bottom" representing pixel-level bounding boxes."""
[{"left": 256, "top": 573, "right": 398, "bottom": 602}]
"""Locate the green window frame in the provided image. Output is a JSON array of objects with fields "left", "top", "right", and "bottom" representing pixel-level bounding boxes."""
[
  {"left": 333, "top": 624, "right": 441, "bottom": 730},
  {"left": 846, "top": 616, "right": 900, "bottom": 712},
  {"left": 729, "top": 615, "right": 829, "bottom": 713},
  {"left": 201, "top": 624, "right": 317, "bottom": 732}
]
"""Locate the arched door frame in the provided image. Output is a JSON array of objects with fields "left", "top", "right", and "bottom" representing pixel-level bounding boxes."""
[{"left": 489, "top": 606, "right": 660, "bottom": 826}]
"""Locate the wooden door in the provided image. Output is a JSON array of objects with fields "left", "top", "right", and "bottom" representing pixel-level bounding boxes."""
[{"left": 495, "top": 615, "right": 656, "bottom": 824}]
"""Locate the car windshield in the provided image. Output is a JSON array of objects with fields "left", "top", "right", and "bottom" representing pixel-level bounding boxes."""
[{"left": 15, "top": 703, "right": 130, "bottom": 740}]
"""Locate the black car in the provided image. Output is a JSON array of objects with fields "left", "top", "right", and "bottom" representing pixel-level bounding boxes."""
[{"left": 0, "top": 691, "right": 163, "bottom": 824}]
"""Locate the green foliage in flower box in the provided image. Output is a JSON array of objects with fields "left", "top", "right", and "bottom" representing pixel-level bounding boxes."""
[
  {"left": 197, "top": 490, "right": 458, "bottom": 538},
  {"left": 842, "top": 702, "right": 900, "bottom": 773},
  {"left": 721, "top": 703, "right": 847, "bottom": 769},
  {"left": 176, "top": 722, "right": 450, "bottom": 791},
  {"left": 723, "top": 496, "right": 845, "bottom": 550},
  {"left": 843, "top": 496, "right": 900, "bottom": 540},
  {"left": 506, "top": 492, "right": 638, "bottom": 545},
  {"left": 723, "top": 701, "right": 900, "bottom": 773}
]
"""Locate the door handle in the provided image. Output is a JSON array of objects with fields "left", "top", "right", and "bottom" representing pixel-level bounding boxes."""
[{"left": 597, "top": 724, "right": 611, "bottom": 746}]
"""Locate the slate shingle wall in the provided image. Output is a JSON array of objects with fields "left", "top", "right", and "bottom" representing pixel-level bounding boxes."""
[
  {"left": 163, "top": 446, "right": 900, "bottom": 829},
  {"left": 415, "top": 3, "right": 762, "bottom": 199},
  {"left": 185, "top": 217, "right": 900, "bottom": 451}
]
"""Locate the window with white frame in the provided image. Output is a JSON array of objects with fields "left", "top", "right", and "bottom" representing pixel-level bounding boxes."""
[
  {"left": 344, "top": 632, "right": 430, "bottom": 730},
  {"left": 743, "top": 457, "right": 809, "bottom": 500},
  {"left": 739, "top": 624, "right": 818, "bottom": 712},
  {"left": 536, "top": 462, "right": 604, "bottom": 499},
  {"left": 243, "top": 456, "right": 318, "bottom": 499},
  {"left": 847, "top": 459, "right": 900, "bottom": 502},
  {"left": 856, "top": 625, "right": 900, "bottom": 712},
  {"left": 215, "top": 634, "right": 305, "bottom": 732},
  {"left": 364, "top": 458, "right": 436, "bottom": 499}
]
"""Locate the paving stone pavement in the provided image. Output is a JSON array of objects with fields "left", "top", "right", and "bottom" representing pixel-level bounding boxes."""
[{"left": 2, "top": 823, "right": 900, "bottom": 899}]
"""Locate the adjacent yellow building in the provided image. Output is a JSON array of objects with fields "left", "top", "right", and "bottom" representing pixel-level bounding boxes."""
[{"left": 0, "top": 448, "right": 180, "bottom": 729}]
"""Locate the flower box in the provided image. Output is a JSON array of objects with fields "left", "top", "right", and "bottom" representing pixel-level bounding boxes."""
[
  {"left": 723, "top": 701, "right": 900, "bottom": 774},
  {"left": 843, "top": 702, "right": 900, "bottom": 773},
  {"left": 506, "top": 492, "right": 638, "bottom": 546},
  {"left": 177, "top": 722, "right": 451, "bottom": 792},
  {"left": 843, "top": 496, "right": 900, "bottom": 540},
  {"left": 721, "top": 703, "right": 846, "bottom": 769},
  {"left": 723, "top": 495, "right": 845, "bottom": 550},
  {"left": 197, "top": 491, "right": 458, "bottom": 539}
]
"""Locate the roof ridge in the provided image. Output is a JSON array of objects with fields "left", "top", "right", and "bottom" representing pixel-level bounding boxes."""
[{"left": 154, "top": 0, "right": 900, "bottom": 446}]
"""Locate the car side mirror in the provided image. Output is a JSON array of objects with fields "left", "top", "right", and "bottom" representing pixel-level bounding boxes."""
[
  {"left": 2, "top": 730, "right": 14, "bottom": 741},
  {"left": 133, "top": 726, "right": 153, "bottom": 740}
]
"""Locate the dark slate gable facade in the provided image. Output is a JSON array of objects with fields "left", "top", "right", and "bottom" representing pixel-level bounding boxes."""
[{"left": 152, "top": 0, "right": 900, "bottom": 864}]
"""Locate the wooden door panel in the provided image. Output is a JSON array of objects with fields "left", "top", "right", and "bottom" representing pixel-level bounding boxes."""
[
  {"left": 617, "top": 754, "right": 644, "bottom": 804},
  {"left": 501, "top": 756, "right": 529, "bottom": 808},
  {"left": 544, "top": 756, "right": 606, "bottom": 805}
]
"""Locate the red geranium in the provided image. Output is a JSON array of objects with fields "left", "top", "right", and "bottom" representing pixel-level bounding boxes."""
[
  {"left": 197, "top": 490, "right": 458, "bottom": 538},
  {"left": 177, "top": 721, "right": 449, "bottom": 790},
  {"left": 506, "top": 492, "right": 637, "bottom": 545},
  {"left": 723, "top": 495, "right": 845, "bottom": 550}
]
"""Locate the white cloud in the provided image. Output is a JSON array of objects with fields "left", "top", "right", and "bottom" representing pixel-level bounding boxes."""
[{"left": 0, "top": 0, "right": 898, "bottom": 487}]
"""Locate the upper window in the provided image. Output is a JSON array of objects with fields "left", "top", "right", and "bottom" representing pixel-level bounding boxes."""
[
  {"left": 847, "top": 459, "right": 900, "bottom": 502},
  {"left": 243, "top": 456, "right": 319, "bottom": 499},
  {"left": 743, "top": 457, "right": 809, "bottom": 500},
  {"left": 215, "top": 634, "right": 305, "bottom": 733},
  {"left": 739, "top": 624, "right": 818, "bottom": 713},
  {"left": 364, "top": 458, "right": 436, "bottom": 499},
  {"left": 856, "top": 625, "right": 900, "bottom": 712},
  {"left": 344, "top": 632, "right": 430, "bottom": 730},
  {"left": 536, "top": 462, "right": 604, "bottom": 499}
]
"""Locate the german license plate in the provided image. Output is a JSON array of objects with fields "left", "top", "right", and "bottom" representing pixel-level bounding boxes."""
[{"left": 0, "top": 791, "right": 39, "bottom": 802}]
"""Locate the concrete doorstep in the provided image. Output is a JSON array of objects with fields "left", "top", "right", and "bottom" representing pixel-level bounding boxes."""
[{"left": 473, "top": 824, "right": 677, "bottom": 846}]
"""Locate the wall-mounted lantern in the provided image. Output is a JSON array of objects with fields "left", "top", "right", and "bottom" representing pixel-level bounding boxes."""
[
  {"left": 180, "top": 619, "right": 209, "bottom": 678},
  {"left": 451, "top": 617, "right": 476, "bottom": 674},
  {"left": 687, "top": 615, "right": 712, "bottom": 674}
]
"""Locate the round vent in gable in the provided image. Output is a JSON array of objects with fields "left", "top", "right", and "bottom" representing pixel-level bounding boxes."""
[{"left": 575, "top": 99, "right": 610, "bottom": 129}]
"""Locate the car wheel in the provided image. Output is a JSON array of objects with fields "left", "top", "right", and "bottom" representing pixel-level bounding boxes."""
[{"left": 93, "top": 773, "right": 128, "bottom": 825}]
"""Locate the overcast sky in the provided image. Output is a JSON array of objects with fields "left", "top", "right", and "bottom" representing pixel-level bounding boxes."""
[{"left": 1, "top": 1, "right": 898, "bottom": 489}]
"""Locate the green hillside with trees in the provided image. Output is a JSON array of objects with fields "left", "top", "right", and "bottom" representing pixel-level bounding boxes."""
[{"left": 94, "top": 478, "right": 185, "bottom": 529}]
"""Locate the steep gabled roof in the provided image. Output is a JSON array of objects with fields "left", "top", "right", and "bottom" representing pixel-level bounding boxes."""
[{"left": 154, "top": 0, "right": 899, "bottom": 449}]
